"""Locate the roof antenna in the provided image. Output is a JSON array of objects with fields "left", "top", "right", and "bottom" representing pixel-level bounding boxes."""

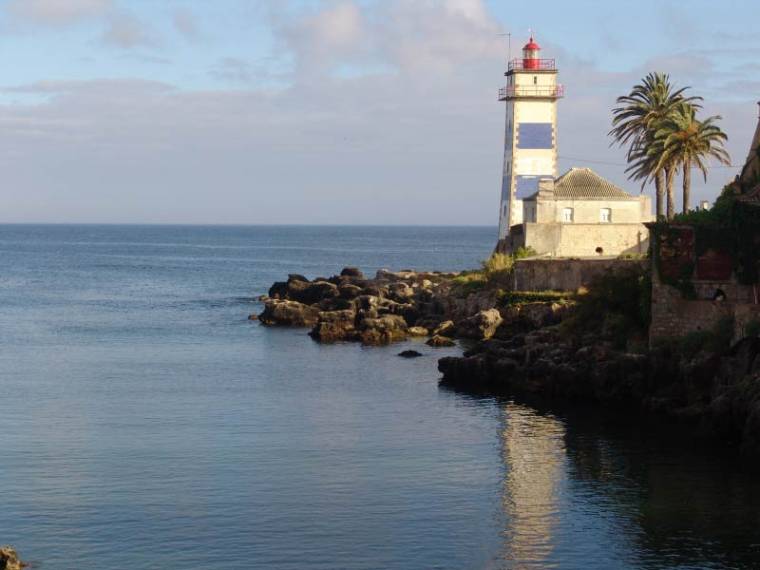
[{"left": 498, "top": 32, "right": 512, "bottom": 63}]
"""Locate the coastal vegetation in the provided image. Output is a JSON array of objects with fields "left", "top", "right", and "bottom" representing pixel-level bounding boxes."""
[
  {"left": 450, "top": 247, "right": 537, "bottom": 296},
  {"left": 610, "top": 72, "right": 730, "bottom": 219},
  {"left": 561, "top": 264, "right": 651, "bottom": 350}
]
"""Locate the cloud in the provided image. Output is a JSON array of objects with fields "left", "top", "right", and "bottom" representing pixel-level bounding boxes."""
[
  {"left": 0, "top": 0, "right": 756, "bottom": 224},
  {"left": 210, "top": 57, "right": 255, "bottom": 83},
  {"left": 173, "top": 7, "right": 200, "bottom": 41},
  {"left": 101, "top": 12, "right": 158, "bottom": 49},
  {"left": 6, "top": 0, "right": 110, "bottom": 25}
]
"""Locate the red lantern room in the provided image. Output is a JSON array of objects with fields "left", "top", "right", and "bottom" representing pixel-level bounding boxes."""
[{"left": 522, "top": 36, "right": 541, "bottom": 70}]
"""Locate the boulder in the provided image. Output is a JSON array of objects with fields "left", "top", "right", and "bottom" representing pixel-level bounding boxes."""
[
  {"left": 427, "top": 335, "right": 456, "bottom": 348},
  {"left": 0, "top": 547, "right": 24, "bottom": 570},
  {"left": 289, "top": 280, "right": 340, "bottom": 305},
  {"left": 388, "top": 282, "right": 414, "bottom": 302},
  {"left": 258, "top": 300, "right": 321, "bottom": 327},
  {"left": 247, "top": 313, "right": 259, "bottom": 321},
  {"left": 309, "top": 310, "right": 358, "bottom": 343},
  {"left": 359, "top": 315, "right": 408, "bottom": 345},
  {"left": 357, "top": 295, "right": 380, "bottom": 311},
  {"left": 398, "top": 350, "right": 423, "bottom": 358},
  {"left": 457, "top": 309, "right": 503, "bottom": 340},
  {"left": 319, "top": 297, "right": 355, "bottom": 312},
  {"left": 438, "top": 354, "right": 490, "bottom": 387},
  {"left": 338, "top": 283, "right": 363, "bottom": 300},
  {"left": 340, "top": 267, "right": 364, "bottom": 278},
  {"left": 432, "top": 320, "right": 456, "bottom": 338},
  {"left": 267, "top": 281, "right": 289, "bottom": 299},
  {"left": 376, "top": 269, "right": 416, "bottom": 282},
  {"left": 407, "top": 326, "right": 429, "bottom": 337}
]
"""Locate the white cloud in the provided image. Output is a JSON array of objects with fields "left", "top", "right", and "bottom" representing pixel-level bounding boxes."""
[
  {"left": 173, "top": 7, "right": 200, "bottom": 42},
  {"left": 7, "top": 0, "right": 110, "bottom": 25},
  {"left": 101, "top": 12, "right": 158, "bottom": 49},
  {"left": 0, "top": 0, "right": 756, "bottom": 224}
]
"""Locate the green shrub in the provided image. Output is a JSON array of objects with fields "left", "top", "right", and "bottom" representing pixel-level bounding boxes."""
[
  {"left": 710, "top": 316, "right": 735, "bottom": 353},
  {"left": 450, "top": 271, "right": 487, "bottom": 296},
  {"left": 561, "top": 265, "right": 651, "bottom": 342},
  {"left": 745, "top": 319, "right": 760, "bottom": 339},
  {"left": 499, "top": 290, "right": 570, "bottom": 306},
  {"left": 618, "top": 252, "right": 648, "bottom": 260},
  {"left": 679, "top": 330, "right": 712, "bottom": 358},
  {"left": 678, "top": 316, "right": 735, "bottom": 357},
  {"left": 513, "top": 246, "right": 538, "bottom": 260},
  {"left": 481, "top": 253, "right": 513, "bottom": 276}
]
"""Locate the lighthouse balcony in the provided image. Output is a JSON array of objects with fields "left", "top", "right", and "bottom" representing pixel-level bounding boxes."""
[
  {"left": 507, "top": 58, "right": 556, "bottom": 72},
  {"left": 498, "top": 85, "right": 565, "bottom": 100}
]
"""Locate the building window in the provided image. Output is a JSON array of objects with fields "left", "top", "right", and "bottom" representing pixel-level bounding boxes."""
[
  {"left": 533, "top": 76, "right": 538, "bottom": 85},
  {"left": 503, "top": 205, "right": 507, "bottom": 218},
  {"left": 562, "top": 208, "right": 574, "bottom": 223},
  {"left": 600, "top": 208, "right": 612, "bottom": 223}
]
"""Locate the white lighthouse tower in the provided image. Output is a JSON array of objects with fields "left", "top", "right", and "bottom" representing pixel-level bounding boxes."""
[{"left": 496, "top": 37, "right": 563, "bottom": 250}]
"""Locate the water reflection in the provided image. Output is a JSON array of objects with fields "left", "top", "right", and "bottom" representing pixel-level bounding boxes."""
[
  {"left": 501, "top": 403, "right": 566, "bottom": 568},
  {"left": 491, "top": 397, "right": 760, "bottom": 569}
]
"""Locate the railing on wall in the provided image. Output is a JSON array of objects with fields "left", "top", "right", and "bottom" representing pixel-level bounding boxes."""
[
  {"left": 508, "top": 59, "right": 556, "bottom": 72},
  {"left": 498, "top": 85, "right": 565, "bottom": 100}
]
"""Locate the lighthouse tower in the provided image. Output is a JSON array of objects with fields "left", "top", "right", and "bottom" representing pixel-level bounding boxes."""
[{"left": 496, "top": 37, "right": 563, "bottom": 249}]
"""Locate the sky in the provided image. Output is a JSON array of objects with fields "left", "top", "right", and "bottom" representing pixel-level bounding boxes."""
[{"left": 0, "top": 0, "right": 758, "bottom": 225}]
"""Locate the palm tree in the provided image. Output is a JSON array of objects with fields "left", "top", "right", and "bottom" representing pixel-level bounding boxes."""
[
  {"left": 653, "top": 103, "right": 731, "bottom": 213},
  {"left": 609, "top": 72, "right": 701, "bottom": 219}
]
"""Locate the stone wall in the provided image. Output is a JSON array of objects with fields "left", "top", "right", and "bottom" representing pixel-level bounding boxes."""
[
  {"left": 649, "top": 276, "right": 760, "bottom": 343},
  {"left": 520, "top": 222, "right": 649, "bottom": 258},
  {"left": 512, "top": 257, "right": 646, "bottom": 292}
]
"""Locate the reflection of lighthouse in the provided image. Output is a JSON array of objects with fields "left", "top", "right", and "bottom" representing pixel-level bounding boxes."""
[
  {"left": 501, "top": 403, "right": 566, "bottom": 567},
  {"left": 496, "top": 37, "right": 564, "bottom": 251}
]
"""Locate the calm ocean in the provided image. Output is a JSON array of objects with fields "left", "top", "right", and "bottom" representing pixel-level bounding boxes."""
[{"left": 1, "top": 225, "right": 759, "bottom": 569}]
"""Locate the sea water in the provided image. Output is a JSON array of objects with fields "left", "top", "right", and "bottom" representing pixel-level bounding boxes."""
[{"left": 1, "top": 225, "right": 759, "bottom": 569}]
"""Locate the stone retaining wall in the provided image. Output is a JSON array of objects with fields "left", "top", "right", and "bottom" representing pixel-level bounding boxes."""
[
  {"left": 512, "top": 257, "right": 646, "bottom": 292},
  {"left": 649, "top": 278, "right": 760, "bottom": 343}
]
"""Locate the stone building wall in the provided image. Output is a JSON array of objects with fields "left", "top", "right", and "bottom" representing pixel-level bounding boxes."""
[
  {"left": 530, "top": 196, "right": 651, "bottom": 224},
  {"left": 649, "top": 274, "right": 760, "bottom": 343},
  {"left": 521, "top": 222, "right": 649, "bottom": 257},
  {"left": 513, "top": 257, "right": 646, "bottom": 292}
]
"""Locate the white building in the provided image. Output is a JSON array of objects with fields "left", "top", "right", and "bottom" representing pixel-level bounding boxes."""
[{"left": 507, "top": 168, "right": 653, "bottom": 257}]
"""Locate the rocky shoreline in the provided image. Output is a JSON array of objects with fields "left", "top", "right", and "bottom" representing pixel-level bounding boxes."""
[
  {"left": 439, "top": 331, "right": 760, "bottom": 460},
  {"left": 255, "top": 265, "right": 760, "bottom": 460},
  {"left": 254, "top": 267, "right": 527, "bottom": 347}
]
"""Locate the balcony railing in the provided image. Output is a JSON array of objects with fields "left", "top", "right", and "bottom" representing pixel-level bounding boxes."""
[
  {"left": 508, "top": 58, "right": 556, "bottom": 72},
  {"left": 498, "top": 85, "right": 565, "bottom": 100}
]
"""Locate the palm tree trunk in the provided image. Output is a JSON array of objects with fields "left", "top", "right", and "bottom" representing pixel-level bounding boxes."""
[
  {"left": 655, "top": 170, "right": 665, "bottom": 220},
  {"left": 666, "top": 167, "right": 675, "bottom": 220},
  {"left": 682, "top": 161, "right": 691, "bottom": 214}
]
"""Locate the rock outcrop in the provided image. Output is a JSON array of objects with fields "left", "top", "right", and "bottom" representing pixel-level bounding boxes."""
[
  {"left": 259, "top": 267, "right": 462, "bottom": 346},
  {"left": 0, "top": 547, "right": 25, "bottom": 570},
  {"left": 438, "top": 316, "right": 760, "bottom": 459},
  {"left": 259, "top": 300, "right": 321, "bottom": 327},
  {"left": 457, "top": 308, "right": 503, "bottom": 340}
]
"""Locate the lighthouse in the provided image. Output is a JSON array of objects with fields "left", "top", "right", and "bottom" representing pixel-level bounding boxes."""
[{"left": 496, "top": 36, "right": 563, "bottom": 250}]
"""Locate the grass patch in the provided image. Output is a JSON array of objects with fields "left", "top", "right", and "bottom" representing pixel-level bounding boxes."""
[
  {"left": 745, "top": 319, "right": 760, "bottom": 339},
  {"left": 450, "top": 270, "right": 487, "bottom": 296},
  {"left": 499, "top": 290, "right": 571, "bottom": 306},
  {"left": 451, "top": 248, "right": 538, "bottom": 298}
]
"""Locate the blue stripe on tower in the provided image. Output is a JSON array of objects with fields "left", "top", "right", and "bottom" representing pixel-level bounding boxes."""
[
  {"left": 515, "top": 176, "right": 540, "bottom": 199},
  {"left": 517, "top": 123, "right": 553, "bottom": 149}
]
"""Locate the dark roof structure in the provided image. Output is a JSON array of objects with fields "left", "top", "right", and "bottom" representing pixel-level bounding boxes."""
[{"left": 526, "top": 167, "right": 637, "bottom": 201}]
